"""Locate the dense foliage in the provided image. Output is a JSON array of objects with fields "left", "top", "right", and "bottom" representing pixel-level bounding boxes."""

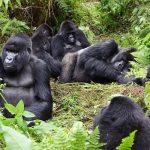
[{"left": 0, "top": 0, "right": 150, "bottom": 149}]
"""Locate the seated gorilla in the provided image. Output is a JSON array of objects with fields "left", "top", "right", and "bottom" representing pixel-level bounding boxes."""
[
  {"left": 51, "top": 20, "right": 90, "bottom": 61},
  {"left": 60, "top": 40, "right": 141, "bottom": 84},
  {"left": 32, "top": 24, "right": 62, "bottom": 79},
  {"left": 0, "top": 33, "right": 53, "bottom": 120},
  {"left": 93, "top": 96, "right": 150, "bottom": 150}
]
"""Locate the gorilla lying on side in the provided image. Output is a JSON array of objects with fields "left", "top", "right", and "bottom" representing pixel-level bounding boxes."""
[
  {"left": 51, "top": 20, "right": 90, "bottom": 61},
  {"left": 0, "top": 33, "right": 53, "bottom": 120},
  {"left": 32, "top": 24, "right": 62, "bottom": 79},
  {"left": 93, "top": 96, "right": 150, "bottom": 150},
  {"left": 60, "top": 40, "right": 141, "bottom": 84}
]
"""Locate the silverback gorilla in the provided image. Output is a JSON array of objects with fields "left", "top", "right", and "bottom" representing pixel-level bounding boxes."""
[
  {"left": 51, "top": 20, "right": 90, "bottom": 61},
  {"left": 93, "top": 96, "right": 150, "bottom": 150},
  {"left": 0, "top": 33, "right": 53, "bottom": 120},
  {"left": 60, "top": 40, "right": 141, "bottom": 84},
  {"left": 32, "top": 24, "right": 61, "bottom": 79}
]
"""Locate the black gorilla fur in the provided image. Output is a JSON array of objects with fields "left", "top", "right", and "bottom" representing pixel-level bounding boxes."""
[
  {"left": 51, "top": 20, "right": 90, "bottom": 61},
  {"left": 0, "top": 33, "right": 53, "bottom": 120},
  {"left": 32, "top": 24, "right": 61, "bottom": 79},
  {"left": 93, "top": 96, "right": 150, "bottom": 150},
  {"left": 60, "top": 40, "right": 141, "bottom": 84},
  {"left": 111, "top": 47, "right": 136, "bottom": 74}
]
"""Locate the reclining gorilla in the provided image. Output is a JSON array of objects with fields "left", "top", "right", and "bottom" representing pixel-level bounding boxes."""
[
  {"left": 60, "top": 40, "right": 141, "bottom": 84},
  {"left": 0, "top": 33, "right": 53, "bottom": 120},
  {"left": 32, "top": 24, "right": 61, "bottom": 79},
  {"left": 51, "top": 20, "right": 90, "bottom": 61},
  {"left": 93, "top": 96, "right": 150, "bottom": 150}
]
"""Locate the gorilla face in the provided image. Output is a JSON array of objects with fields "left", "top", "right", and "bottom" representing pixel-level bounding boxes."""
[
  {"left": 2, "top": 33, "right": 31, "bottom": 73},
  {"left": 62, "top": 32, "right": 76, "bottom": 45}
]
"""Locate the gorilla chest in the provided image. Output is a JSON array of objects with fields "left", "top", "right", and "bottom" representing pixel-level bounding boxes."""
[
  {"left": 4, "top": 65, "right": 34, "bottom": 87},
  {"left": 2, "top": 65, "right": 35, "bottom": 106}
]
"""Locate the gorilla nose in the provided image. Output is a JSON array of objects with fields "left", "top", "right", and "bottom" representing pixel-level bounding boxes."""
[{"left": 5, "top": 57, "right": 13, "bottom": 64}]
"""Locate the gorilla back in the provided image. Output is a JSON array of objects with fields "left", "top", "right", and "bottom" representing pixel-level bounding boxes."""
[
  {"left": 0, "top": 33, "right": 53, "bottom": 121},
  {"left": 93, "top": 96, "right": 150, "bottom": 150}
]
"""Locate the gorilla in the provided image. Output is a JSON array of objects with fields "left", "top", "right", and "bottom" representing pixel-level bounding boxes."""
[
  {"left": 32, "top": 24, "right": 62, "bottom": 79},
  {"left": 0, "top": 33, "right": 53, "bottom": 120},
  {"left": 51, "top": 20, "right": 90, "bottom": 61},
  {"left": 93, "top": 96, "right": 150, "bottom": 150},
  {"left": 110, "top": 47, "right": 136, "bottom": 74},
  {"left": 60, "top": 40, "right": 141, "bottom": 84}
]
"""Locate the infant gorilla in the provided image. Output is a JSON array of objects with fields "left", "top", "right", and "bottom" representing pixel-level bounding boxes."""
[{"left": 93, "top": 96, "right": 150, "bottom": 150}]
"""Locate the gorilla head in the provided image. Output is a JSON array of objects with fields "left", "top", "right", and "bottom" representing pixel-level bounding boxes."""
[
  {"left": 2, "top": 33, "right": 31, "bottom": 73},
  {"left": 59, "top": 20, "right": 77, "bottom": 45},
  {"left": 93, "top": 95, "right": 150, "bottom": 150},
  {"left": 51, "top": 20, "right": 90, "bottom": 61},
  {"left": 32, "top": 23, "right": 53, "bottom": 39},
  {"left": 32, "top": 24, "right": 53, "bottom": 54},
  {"left": 111, "top": 47, "right": 136, "bottom": 73}
]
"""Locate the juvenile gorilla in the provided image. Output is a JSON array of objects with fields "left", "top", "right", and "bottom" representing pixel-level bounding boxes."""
[
  {"left": 93, "top": 96, "right": 150, "bottom": 150},
  {"left": 32, "top": 24, "right": 62, "bottom": 79},
  {"left": 60, "top": 40, "right": 140, "bottom": 84},
  {"left": 0, "top": 33, "right": 53, "bottom": 120},
  {"left": 51, "top": 20, "right": 90, "bottom": 61}
]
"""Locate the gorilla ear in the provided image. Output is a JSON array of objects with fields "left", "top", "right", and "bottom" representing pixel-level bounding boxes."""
[{"left": 27, "top": 48, "right": 31, "bottom": 54}]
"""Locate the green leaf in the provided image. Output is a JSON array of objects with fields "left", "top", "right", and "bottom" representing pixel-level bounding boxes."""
[
  {"left": 16, "top": 0, "right": 21, "bottom": 7},
  {"left": 87, "top": 127, "right": 105, "bottom": 150},
  {"left": 23, "top": 111, "right": 35, "bottom": 118},
  {"left": 2, "top": 20, "right": 11, "bottom": 36},
  {"left": 0, "top": 123, "right": 33, "bottom": 150},
  {"left": 0, "top": 0, "right": 2, "bottom": 7},
  {"left": 144, "top": 82, "right": 150, "bottom": 110},
  {"left": 116, "top": 130, "right": 137, "bottom": 150},
  {"left": 33, "top": 122, "right": 56, "bottom": 134},
  {"left": 3, "top": 0, "right": 9, "bottom": 10},
  {"left": 71, "top": 121, "right": 83, "bottom": 132},
  {"left": 5, "top": 103, "right": 16, "bottom": 115},
  {"left": 16, "top": 100, "right": 24, "bottom": 116}
]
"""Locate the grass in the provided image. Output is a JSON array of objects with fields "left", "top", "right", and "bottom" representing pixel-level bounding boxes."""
[{"left": 51, "top": 81, "right": 144, "bottom": 129}]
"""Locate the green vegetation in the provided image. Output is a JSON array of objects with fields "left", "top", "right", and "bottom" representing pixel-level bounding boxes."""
[
  {"left": 0, "top": 82, "right": 144, "bottom": 149},
  {"left": 0, "top": 0, "right": 150, "bottom": 149}
]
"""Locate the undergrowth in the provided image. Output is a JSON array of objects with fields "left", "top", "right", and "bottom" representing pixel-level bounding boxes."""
[{"left": 0, "top": 82, "right": 144, "bottom": 149}]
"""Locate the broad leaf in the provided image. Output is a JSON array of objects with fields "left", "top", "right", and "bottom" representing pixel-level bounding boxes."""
[{"left": 0, "top": 123, "right": 32, "bottom": 150}]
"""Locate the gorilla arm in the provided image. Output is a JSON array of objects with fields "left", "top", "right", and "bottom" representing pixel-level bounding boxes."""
[
  {"left": 35, "top": 52, "right": 62, "bottom": 79},
  {"left": 51, "top": 35, "right": 65, "bottom": 61},
  {"left": 26, "top": 58, "right": 52, "bottom": 120},
  {"left": 76, "top": 30, "right": 90, "bottom": 48}
]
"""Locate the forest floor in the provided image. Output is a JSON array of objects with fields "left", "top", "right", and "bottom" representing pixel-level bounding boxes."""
[{"left": 51, "top": 81, "right": 144, "bottom": 129}]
